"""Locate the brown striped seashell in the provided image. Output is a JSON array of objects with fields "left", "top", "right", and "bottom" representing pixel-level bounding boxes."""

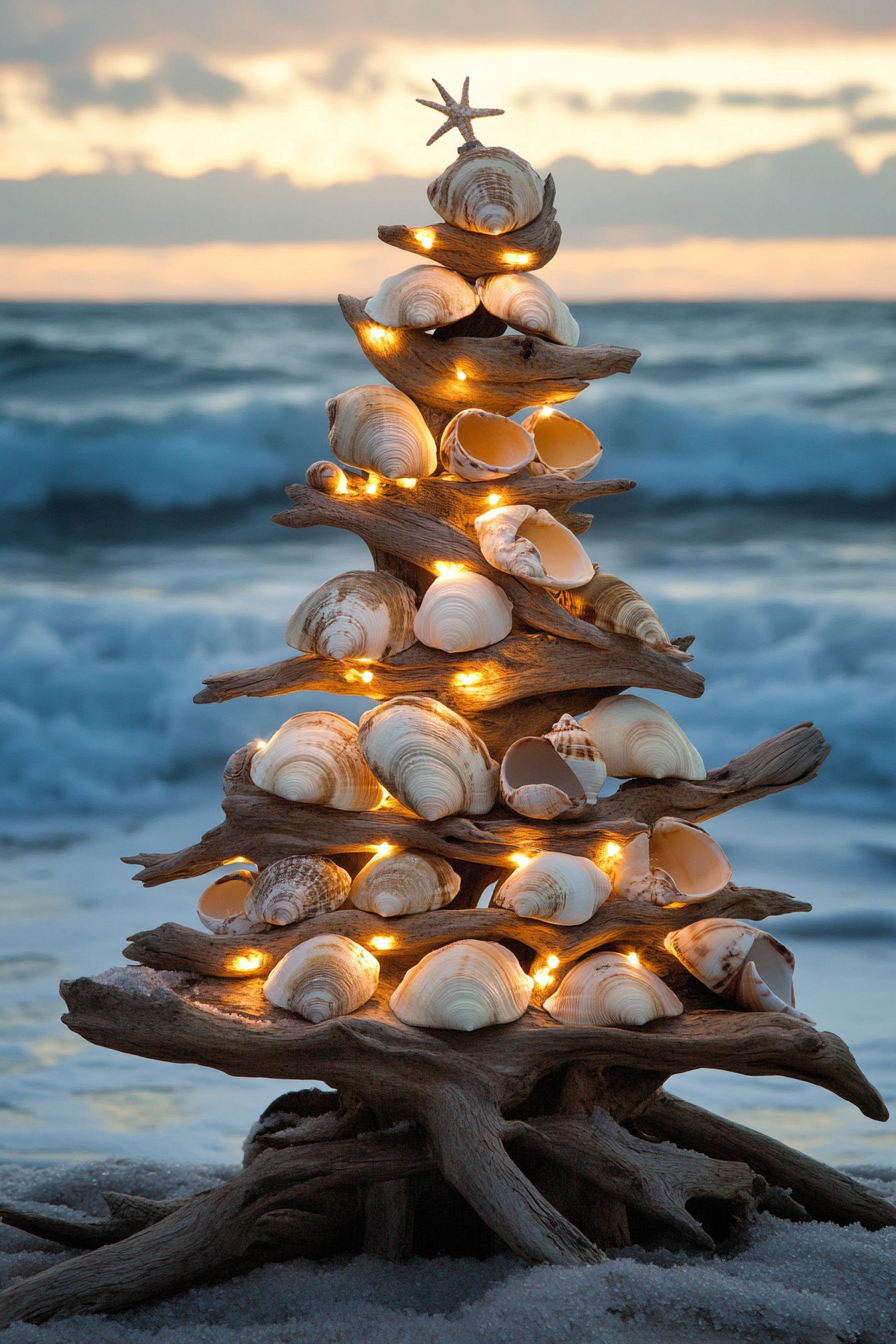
[
  {"left": 350, "top": 848, "right": 460, "bottom": 917},
  {"left": 544, "top": 951, "right": 683, "bottom": 1028},
  {"left": 197, "top": 870, "right": 260, "bottom": 935},
  {"left": 427, "top": 147, "right": 544, "bottom": 235},
  {"left": 364, "top": 265, "right": 477, "bottom": 329},
  {"left": 250, "top": 712, "right": 386, "bottom": 811},
  {"left": 264, "top": 934, "right": 380, "bottom": 1022},
  {"left": 580, "top": 695, "right": 706, "bottom": 780},
  {"left": 474, "top": 504, "right": 594, "bottom": 589},
  {"left": 305, "top": 460, "right": 350, "bottom": 495},
  {"left": 542, "top": 714, "right": 606, "bottom": 803},
  {"left": 493, "top": 852, "right": 610, "bottom": 925},
  {"left": 664, "top": 919, "right": 814, "bottom": 1022},
  {"left": 604, "top": 820, "right": 732, "bottom": 906},
  {"left": 413, "top": 571, "right": 512, "bottom": 653},
  {"left": 327, "top": 385, "right": 438, "bottom": 479},
  {"left": 285, "top": 570, "right": 417, "bottom": 662},
  {"left": 520, "top": 407, "right": 602, "bottom": 480},
  {"left": 390, "top": 939, "right": 533, "bottom": 1031},
  {"left": 476, "top": 273, "right": 579, "bottom": 346},
  {"left": 499, "top": 735, "right": 587, "bottom": 820},
  {"left": 244, "top": 855, "right": 350, "bottom": 926},
  {"left": 556, "top": 572, "right": 675, "bottom": 653},
  {"left": 439, "top": 409, "right": 535, "bottom": 481}
]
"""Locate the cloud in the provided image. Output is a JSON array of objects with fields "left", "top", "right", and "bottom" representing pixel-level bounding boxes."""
[
  {"left": 47, "top": 52, "right": 245, "bottom": 114},
  {"left": 720, "top": 84, "right": 875, "bottom": 111},
  {"left": 610, "top": 89, "right": 699, "bottom": 116},
  {"left": 302, "top": 45, "right": 384, "bottom": 96},
  {"left": 852, "top": 114, "right": 896, "bottom": 135}
]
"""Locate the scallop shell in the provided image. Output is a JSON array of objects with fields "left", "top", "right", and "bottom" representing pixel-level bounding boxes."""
[
  {"left": 499, "top": 736, "right": 587, "bottom": 820},
  {"left": 542, "top": 714, "right": 606, "bottom": 803},
  {"left": 580, "top": 695, "right": 706, "bottom": 780},
  {"left": 244, "top": 855, "right": 350, "bottom": 926},
  {"left": 439, "top": 409, "right": 535, "bottom": 481},
  {"left": 413, "top": 572, "right": 512, "bottom": 653},
  {"left": 520, "top": 408, "right": 602, "bottom": 480},
  {"left": 544, "top": 951, "right": 683, "bottom": 1028},
  {"left": 358, "top": 695, "right": 498, "bottom": 821},
  {"left": 365, "top": 265, "right": 478, "bottom": 329},
  {"left": 327, "top": 385, "right": 438, "bottom": 480},
  {"left": 427, "top": 147, "right": 544, "bottom": 235},
  {"left": 285, "top": 570, "right": 418, "bottom": 662},
  {"left": 263, "top": 934, "right": 380, "bottom": 1023},
  {"left": 390, "top": 939, "right": 532, "bottom": 1031},
  {"left": 250, "top": 712, "right": 386, "bottom": 811},
  {"left": 477, "top": 274, "right": 579, "bottom": 347},
  {"left": 664, "top": 919, "right": 814, "bottom": 1022},
  {"left": 493, "top": 852, "right": 610, "bottom": 926},
  {"left": 350, "top": 848, "right": 461, "bottom": 917},
  {"left": 474, "top": 504, "right": 594, "bottom": 589},
  {"left": 556, "top": 573, "right": 673, "bottom": 652},
  {"left": 197, "top": 870, "right": 260, "bottom": 935}
]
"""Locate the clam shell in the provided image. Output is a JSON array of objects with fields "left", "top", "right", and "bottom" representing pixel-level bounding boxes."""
[
  {"left": 285, "top": 570, "right": 418, "bottom": 662},
  {"left": 327, "top": 385, "right": 438, "bottom": 480},
  {"left": 263, "top": 934, "right": 380, "bottom": 1023},
  {"left": 350, "top": 848, "right": 461, "bottom": 917},
  {"left": 544, "top": 951, "right": 683, "bottom": 1027},
  {"left": 413, "top": 572, "right": 512, "bottom": 653},
  {"left": 664, "top": 919, "right": 814, "bottom": 1022},
  {"left": 244, "top": 855, "right": 350, "bottom": 926},
  {"left": 365, "top": 265, "right": 477, "bottom": 329},
  {"left": 427, "top": 147, "right": 544, "bottom": 235},
  {"left": 439, "top": 409, "right": 535, "bottom": 481},
  {"left": 390, "top": 939, "right": 532, "bottom": 1031},
  {"left": 474, "top": 504, "right": 594, "bottom": 589},
  {"left": 499, "top": 736, "right": 587, "bottom": 820},
  {"left": 250, "top": 712, "right": 386, "bottom": 811},
  {"left": 197, "top": 870, "right": 260, "bottom": 935},
  {"left": 520, "top": 408, "right": 602, "bottom": 480},
  {"left": 556, "top": 573, "right": 673, "bottom": 652},
  {"left": 477, "top": 274, "right": 579, "bottom": 347},
  {"left": 358, "top": 695, "right": 498, "bottom": 821},
  {"left": 493, "top": 852, "right": 610, "bottom": 926},
  {"left": 580, "top": 695, "right": 706, "bottom": 780},
  {"left": 542, "top": 714, "right": 606, "bottom": 804}
]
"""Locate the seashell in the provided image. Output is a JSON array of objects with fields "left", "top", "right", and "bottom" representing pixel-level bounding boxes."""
[
  {"left": 556, "top": 572, "right": 673, "bottom": 652},
  {"left": 365, "top": 265, "right": 477, "bottom": 329},
  {"left": 427, "top": 147, "right": 544, "bottom": 236},
  {"left": 327, "top": 385, "right": 438, "bottom": 480},
  {"left": 197, "top": 870, "right": 260, "bottom": 935},
  {"left": 664, "top": 919, "right": 814, "bottom": 1022},
  {"left": 499, "top": 736, "right": 587, "bottom": 820},
  {"left": 413, "top": 571, "right": 512, "bottom": 653},
  {"left": 493, "top": 852, "right": 610, "bottom": 926},
  {"left": 264, "top": 934, "right": 380, "bottom": 1023},
  {"left": 244, "top": 855, "right": 350, "bottom": 926},
  {"left": 390, "top": 939, "right": 532, "bottom": 1031},
  {"left": 250, "top": 712, "right": 386, "bottom": 811},
  {"left": 285, "top": 570, "right": 417, "bottom": 662},
  {"left": 543, "top": 714, "right": 606, "bottom": 803},
  {"left": 474, "top": 505, "right": 594, "bottom": 589},
  {"left": 439, "top": 409, "right": 535, "bottom": 481},
  {"left": 520, "top": 408, "right": 602, "bottom": 480},
  {"left": 544, "top": 951, "right": 683, "bottom": 1028},
  {"left": 358, "top": 695, "right": 498, "bottom": 821},
  {"left": 350, "top": 848, "right": 460, "bottom": 917},
  {"left": 305, "top": 459, "right": 349, "bottom": 494},
  {"left": 604, "top": 818, "right": 730, "bottom": 906},
  {"left": 477, "top": 274, "right": 579, "bottom": 347},
  {"left": 580, "top": 695, "right": 706, "bottom": 780}
]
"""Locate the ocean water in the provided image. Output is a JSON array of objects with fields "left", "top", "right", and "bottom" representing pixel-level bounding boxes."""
[{"left": 0, "top": 300, "right": 894, "bottom": 1171}]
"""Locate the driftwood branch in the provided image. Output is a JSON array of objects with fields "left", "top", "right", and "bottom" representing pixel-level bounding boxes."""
[{"left": 0, "top": 1192, "right": 185, "bottom": 1251}]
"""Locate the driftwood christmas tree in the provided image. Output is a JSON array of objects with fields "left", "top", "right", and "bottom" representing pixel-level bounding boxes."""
[{"left": 2, "top": 80, "right": 894, "bottom": 1327}]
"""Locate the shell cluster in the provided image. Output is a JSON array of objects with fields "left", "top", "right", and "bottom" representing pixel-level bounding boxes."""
[
  {"left": 476, "top": 274, "right": 579, "bottom": 346},
  {"left": 250, "top": 712, "right": 386, "bottom": 811},
  {"left": 556, "top": 573, "right": 674, "bottom": 653},
  {"left": 499, "top": 735, "right": 587, "bottom": 820},
  {"left": 606, "top": 820, "right": 731, "bottom": 906},
  {"left": 244, "top": 855, "right": 350, "bottom": 926},
  {"left": 365, "top": 264, "right": 477, "bottom": 329},
  {"left": 520, "top": 409, "right": 602, "bottom": 480},
  {"left": 581, "top": 695, "right": 706, "bottom": 780},
  {"left": 413, "top": 571, "right": 512, "bottom": 653},
  {"left": 440, "top": 409, "right": 535, "bottom": 481},
  {"left": 285, "top": 570, "right": 418, "bottom": 662},
  {"left": 390, "top": 939, "right": 533, "bottom": 1031},
  {"left": 264, "top": 935, "right": 380, "bottom": 1023},
  {"left": 544, "top": 952, "right": 683, "bottom": 1028},
  {"left": 350, "top": 848, "right": 461, "bottom": 917},
  {"left": 427, "top": 146, "right": 544, "bottom": 235},
  {"left": 665, "top": 919, "right": 813, "bottom": 1021},
  {"left": 327, "top": 385, "right": 438, "bottom": 479},
  {"left": 474, "top": 504, "right": 594, "bottom": 589},
  {"left": 493, "top": 852, "right": 610, "bottom": 926}
]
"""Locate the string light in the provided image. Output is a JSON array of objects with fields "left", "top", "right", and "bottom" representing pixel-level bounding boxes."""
[
  {"left": 434, "top": 561, "right": 466, "bottom": 577},
  {"left": 503, "top": 252, "right": 533, "bottom": 266},
  {"left": 365, "top": 480, "right": 378, "bottom": 495},
  {"left": 366, "top": 326, "right": 394, "bottom": 346},
  {"left": 533, "top": 967, "right": 554, "bottom": 988},
  {"left": 375, "top": 842, "right": 393, "bottom": 856},
  {"left": 539, "top": 406, "right": 554, "bottom": 417},
  {"left": 605, "top": 842, "right": 621, "bottom": 858},
  {"left": 456, "top": 672, "right": 481, "bottom": 686},
  {"left": 487, "top": 493, "right": 502, "bottom": 507},
  {"left": 509, "top": 853, "right": 532, "bottom": 867},
  {"left": 396, "top": 478, "right": 417, "bottom": 488},
  {"left": 336, "top": 474, "right": 349, "bottom": 494},
  {"left": 627, "top": 951, "right": 640, "bottom": 966},
  {"left": 456, "top": 369, "right": 467, "bottom": 381},
  {"left": 414, "top": 229, "right": 435, "bottom": 250},
  {"left": 371, "top": 935, "right": 396, "bottom": 950},
  {"left": 226, "top": 857, "right": 253, "bottom": 865},
  {"left": 361, "top": 670, "right": 374, "bottom": 683},
  {"left": 231, "top": 953, "right": 264, "bottom": 972},
  {"left": 546, "top": 955, "right": 559, "bottom": 969}
]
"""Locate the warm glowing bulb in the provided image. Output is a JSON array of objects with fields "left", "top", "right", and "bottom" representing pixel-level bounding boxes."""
[
  {"left": 367, "top": 326, "right": 389, "bottom": 342},
  {"left": 533, "top": 968, "right": 554, "bottom": 988},
  {"left": 539, "top": 406, "right": 554, "bottom": 418},
  {"left": 361, "top": 670, "right": 374, "bottom": 683},
  {"left": 371, "top": 935, "right": 396, "bottom": 950},
  {"left": 605, "top": 842, "right": 621, "bottom": 858},
  {"left": 434, "top": 561, "right": 466, "bottom": 577},
  {"left": 509, "top": 853, "right": 532, "bottom": 867},
  {"left": 365, "top": 480, "right": 378, "bottom": 495},
  {"left": 336, "top": 475, "right": 349, "bottom": 495},
  {"left": 375, "top": 842, "right": 393, "bottom": 857},
  {"left": 456, "top": 672, "right": 481, "bottom": 687},
  {"left": 546, "top": 955, "right": 559, "bottom": 969},
  {"left": 396, "top": 477, "right": 417, "bottom": 488},
  {"left": 254, "top": 740, "right": 267, "bottom": 751},
  {"left": 414, "top": 229, "right": 435, "bottom": 250},
  {"left": 231, "top": 953, "right": 264, "bottom": 972},
  {"left": 227, "top": 857, "right": 253, "bottom": 865},
  {"left": 503, "top": 252, "right": 533, "bottom": 266},
  {"left": 456, "top": 369, "right": 467, "bottom": 381},
  {"left": 487, "top": 493, "right": 502, "bottom": 507},
  {"left": 627, "top": 951, "right": 640, "bottom": 966}
]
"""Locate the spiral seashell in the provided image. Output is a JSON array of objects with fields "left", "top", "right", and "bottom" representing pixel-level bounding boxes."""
[
  {"left": 390, "top": 939, "right": 532, "bottom": 1031},
  {"left": 250, "top": 712, "right": 386, "bottom": 811},
  {"left": 664, "top": 919, "right": 814, "bottom": 1022},
  {"left": 474, "top": 505, "right": 594, "bottom": 590},
  {"left": 413, "top": 572, "right": 512, "bottom": 653},
  {"left": 499, "top": 736, "right": 587, "bottom": 820},
  {"left": 580, "top": 695, "right": 706, "bottom": 780},
  {"left": 327, "top": 385, "right": 438, "bottom": 480},
  {"left": 439, "top": 409, "right": 535, "bottom": 481},
  {"left": 350, "top": 848, "right": 461, "bottom": 917},
  {"left": 365, "top": 265, "right": 478, "bottom": 329},
  {"left": 285, "top": 570, "right": 418, "bottom": 662},
  {"left": 197, "top": 870, "right": 260, "bottom": 935},
  {"left": 520, "top": 408, "right": 602, "bottom": 480},
  {"left": 556, "top": 573, "right": 673, "bottom": 652},
  {"left": 493, "top": 852, "right": 610, "bottom": 926},
  {"left": 427, "top": 147, "right": 544, "bottom": 235},
  {"left": 264, "top": 934, "right": 380, "bottom": 1023},
  {"left": 476, "top": 274, "right": 579, "bottom": 347},
  {"left": 244, "top": 855, "right": 350, "bottom": 926},
  {"left": 305, "top": 460, "right": 349, "bottom": 494},
  {"left": 542, "top": 714, "right": 606, "bottom": 803},
  {"left": 358, "top": 695, "right": 498, "bottom": 821},
  {"left": 544, "top": 951, "right": 683, "bottom": 1028},
  {"left": 603, "top": 821, "right": 729, "bottom": 906}
]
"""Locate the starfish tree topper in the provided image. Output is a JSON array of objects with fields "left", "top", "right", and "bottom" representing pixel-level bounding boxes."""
[{"left": 417, "top": 77, "right": 504, "bottom": 147}]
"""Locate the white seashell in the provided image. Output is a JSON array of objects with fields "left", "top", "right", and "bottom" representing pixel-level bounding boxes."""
[
  {"left": 285, "top": 570, "right": 417, "bottom": 662},
  {"left": 556, "top": 572, "right": 673, "bottom": 652},
  {"left": 520, "top": 408, "right": 602, "bottom": 480},
  {"left": 197, "top": 870, "right": 261, "bottom": 935},
  {"left": 305, "top": 459, "right": 349, "bottom": 494},
  {"left": 427, "top": 147, "right": 544, "bottom": 235},
  {"left": 365, "top": 265, "right": 477, "bottom": 329},
  {"left": 493, "top": 852, "right": 610, "bottom": 925},
  {"left": 580, "top": 695, "right": 706, "bottom": 780},
  {"left": 477, "top": 274, "right": 579, "bottom": 347},
  {"left": 413, "top": 572, "right": 512, "bottom": 653},
  {"left": 250, "top": 712, "right": 386, "bottom": 811},
  {"left": 604, "top": 820, "right": 731, "bottom": 907},
  {"left": 474, "top": 504, "right": 594, "bottom": 589},
  {"left": 327, "top": 385, "right": 438, "bottom": 480},
  {"left": 350, "top": 848, "right": 460, "bottom": 917},
  {"left": 664, "top": 919, "right": 814, "bottom": 1022},
  {"left": 499, "top": 736, "right": 587, "bottom": 820},
  {"left": 544, "top": 951, "right": 683, "bottom": 1027},
  {"left": 358, "top": 695, "right": 498, "bottom": 821},
  {"left": 244, "top": 855, "right": 350, "bottom": 926},
  {"left": 542, "top": 714, "right": 606, "bottom": 803},
  {"left": 264, "top": 934, "right": 380, "bottom": 1023},
  {"left": 390, "top": 939, "right": 532, "bottom": 1031},
  {"left": 439, "top": 409, "right": 535, "bottom": 481}
]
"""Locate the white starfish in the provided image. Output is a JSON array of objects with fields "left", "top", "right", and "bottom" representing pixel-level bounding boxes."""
[{"left": 417, "top": 77, "right": 504, "bottom": 147}]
